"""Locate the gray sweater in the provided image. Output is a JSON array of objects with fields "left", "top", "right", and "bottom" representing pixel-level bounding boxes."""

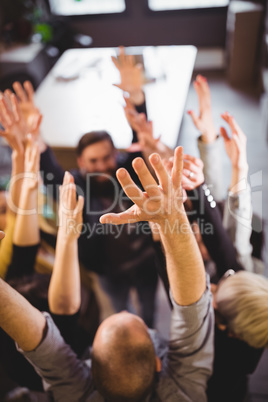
[{"left": 19, "top": 281, "right": 214, "bottom": 402}]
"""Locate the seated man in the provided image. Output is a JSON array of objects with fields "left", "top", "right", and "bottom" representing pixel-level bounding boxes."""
[{"left": 0, "top": 147, "right": 214, "bottom": 401}]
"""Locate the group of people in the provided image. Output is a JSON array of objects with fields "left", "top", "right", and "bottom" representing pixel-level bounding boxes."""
[{"left": 0, "top": 46, "right": 267, "bottom": 402}]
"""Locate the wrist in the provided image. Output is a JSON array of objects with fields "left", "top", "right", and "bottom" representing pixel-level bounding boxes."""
[
  {"left": 230, "top": 166, "right": 248, "bottom": 194},
  {"left": 21, "top": 176, "right": 39, "bottom": 191},
  {"left": 12, "top": 154, "right": 25, "bottom": 172},
  {"left": 128, "top": 90, "right": 145, "bottom": 106},
  {"left": 157, "top": 209, "right": 188, "bottom": 233},
  {"left": 200, "top": 130, "right": 218, "bottom": 144},
  {"left": 232, "top": 164, "right": 248, "bottom": 178},
  {"left": 57, "top": 226, "right": 80, "bottom": 243}
]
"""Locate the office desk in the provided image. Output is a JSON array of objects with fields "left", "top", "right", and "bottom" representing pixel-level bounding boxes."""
[{"left": 35, "top": 46, "right": 197, "bottom": 150}]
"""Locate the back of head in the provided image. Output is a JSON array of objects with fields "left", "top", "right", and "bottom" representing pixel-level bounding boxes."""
[
  {"left": 76, "top": 131, "right": 114, "bottom": 157},
  {"left": 216, "top": 271, "right": 268, "bottom": 348},
  {"left": 92, "top": 325, "right": 156, "bottom": 401}
]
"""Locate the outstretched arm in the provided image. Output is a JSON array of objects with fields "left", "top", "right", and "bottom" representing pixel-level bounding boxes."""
[
  {"left": 112, "top": 46, "right": 145, "bottom": 106},
  {"left": 220, "top": 113, "right": 254, "bottom": 271},
  {"left": 13, "top": 135, "right": 40, "bottom": 246},
  {"left": 188, "top": 75, "right": 224, "bottom": 201},
  {"left": 188, "top": 75, "right": 217, "bottom": 144},
  {"left": 12, "top": 81, "right": 46, "bottom": 152},
  {"left": 0, "top": 263, "right": 46, "bottom": 351},
  {"left": 48, "top": 172, "right": 84, "bottom": 315},
  {"left": 220, "top": 112, "right": 248, "bottom": 193},
  {"left": 100, "top": 147, "right": 206, "bottom": 306}
]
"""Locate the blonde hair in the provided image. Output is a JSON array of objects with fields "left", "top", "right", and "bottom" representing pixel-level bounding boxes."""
[{"left": 216, "top": 271, "right": 268, "bottom": 349}]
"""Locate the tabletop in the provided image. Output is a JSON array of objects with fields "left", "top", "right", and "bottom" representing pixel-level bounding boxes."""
[{"left": 35, "top": 46, "right": 197, "bottom": 150}]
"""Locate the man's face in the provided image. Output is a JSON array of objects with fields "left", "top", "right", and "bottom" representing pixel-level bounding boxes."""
[{"left": 77, "top": 140, "right": 117, "bottom": 182}]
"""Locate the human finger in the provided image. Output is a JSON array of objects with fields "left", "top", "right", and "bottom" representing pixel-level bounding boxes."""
[
  {"left": 116, "top": 167, "right": 144, "bottom": 208},
  {"left": 0, "top": 231, "right": 5, "bottom": 241},
  {"left": 149, "top": 153, "right": 170, "bottom": 193},
  {"left": 162, "top": 158, "right": 173, "bottom": 176},
  {"left": 187, "top": 110, "right": 200, "bottom": 129},
  {"left": 118, "top": 46, "right": 126, "bottom": 65},
  {"left": 100, "top": 205, "right": 140, "bottom": 225},
  {"left": 3, "top": 90, "right": 13, "bottom": 112},
  {"left": 171, "top": 146, "right": 184, "bottom": 189},
  {"left": 32, "top": 113, "right": 43, "bottom": 133},
  {"left": 196, "top": 75, "right": 210, "bottom": 97},
  {"left": 0, "top": 100, "right": 10, "bottom": 128},
  {"left": 0, "top": 98, "right": 12, "bottom": 126},
  {"left": 23, "top": 81, "right": 34, "bottom": 102},
  {"left": 193, "top": 80, "right": 203, "bottom": 106},
  {"left": 183, "top": 158, "right": 201, "bottom": 172},
  {"left": 13, "top": 81, "right": 27, "bottom": 102},
  {"left": 229, "top": 116, "right": 246, "bottom": 142},
  {"left": 220, "top": 126, "right": 230, "bottom": 142},
  {"left": 132, "top": 157, "right": 159, "bottom": 197},
  {"left": 231, "top": 132, "right": 242, "bottom": 153},
  {"left": 184, "top": 154, "right": 204, "bottom": 168},
  {"left": 181, "top": 175, "right": 195, "bottom": 190},
  {"left": 10, "top": 93, "right": 21, "bottom": 122},
  {"left": 74, "top": 195, "right": 84, "bottom": 217}
]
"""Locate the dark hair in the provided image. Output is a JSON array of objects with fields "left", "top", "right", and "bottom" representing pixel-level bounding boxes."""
[
  {"left": 92, "top": 328, "right": 156, "bottom": 402},
  {"left": 76, "top": 131, "right": 115, "bottom": 157}
]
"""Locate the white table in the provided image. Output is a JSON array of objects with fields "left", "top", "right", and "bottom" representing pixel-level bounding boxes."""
[{"left": 35, "top": 46, "right": 197, "bottom": 150}]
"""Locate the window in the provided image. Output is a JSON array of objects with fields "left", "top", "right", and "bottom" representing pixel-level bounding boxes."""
[
  {"left": 148, "top": 0, "right": 229, "bottom": 11},
  {"left": 48, "top": 0, "right": 126, "bottom": 16}
]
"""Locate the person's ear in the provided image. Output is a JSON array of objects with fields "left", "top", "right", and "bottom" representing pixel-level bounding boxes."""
[{"left": 155, "top": 356, "right": 161, "bottom": 373}]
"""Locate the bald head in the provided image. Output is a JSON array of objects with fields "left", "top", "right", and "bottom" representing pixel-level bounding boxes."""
[{"left": 92, "top": 312, "right": 156, "bottom": 401}]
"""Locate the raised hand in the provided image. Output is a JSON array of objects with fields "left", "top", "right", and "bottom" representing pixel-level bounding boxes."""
[
  {"left": 220, "top": 112, "right": 248, "bottom": 171},
  {"left": 100, "top": 146, "right": 184, "bottom": 225},
  {"left": 58, "top": 171, "right": 84, "bottom": 240},
  {"left": 165, "top": 154, "right": 204, "bottom": 191},
  {"left": 0, "top": 93, "right": 26, "bottom": 154},
  {"left": 188, "top": 75, "right": 217, "bottom": 143},
  {"left": 23, "top": 134, "right": 40, "bottom": 190},
  {"left": 182, "top": 154, "right": 204, "bottom": 190},
  {"left": 112, "top": 46, "right": 145, "bottom": 104},
  {"left": 12, "top": 81, "right": 42, "bottom": 136},
  {"left": 124, "top": 96, "right": 173, "bottom": 159}
]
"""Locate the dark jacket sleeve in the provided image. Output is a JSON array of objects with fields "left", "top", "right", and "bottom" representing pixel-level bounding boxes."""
[
  {"left": 187, "top": 184, "right": 243, "bottom": 279},
  {"left": 153, "top": 184, "right": 243, "bottom": 308},
  {"left": 5, "top": 244, "right": 39, "bottom": 281},
  {"left": 131, "top": 100, "right": 147, "bottom": 143},
  {"left": 40, "top": 146, "right": 65, "bottom": 200}
]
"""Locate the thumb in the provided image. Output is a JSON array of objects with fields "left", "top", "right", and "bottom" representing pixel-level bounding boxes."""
[
  {"left": 187, "top": 110, "right": 200, "bottom": 129},
  {"left": 220, "top": 126, "right": 229, "bottom": 142}
]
